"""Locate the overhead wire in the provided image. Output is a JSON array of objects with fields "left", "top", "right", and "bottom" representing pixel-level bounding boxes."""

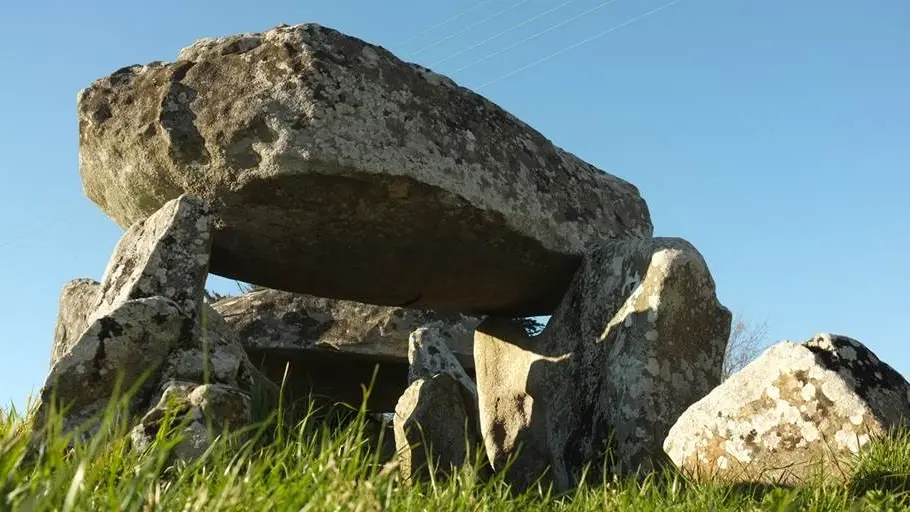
[
  {"left": 454, "top": 0, "right": 624, "bottom": 73},
  {"left": 0, "top": 217, "right": 73, "bottom": 255},
  {"left": 409, "top": 0, "right": 535, "bottom": 58},
  {"left": 397, "top": 0, "right": 506, "bottom": 49},
  {"left": 1, "top": 1, "right": 690, "bottom": 259},
  {"left": 475, "top": 0, "right": 687, "bottom": 90},
  {"left": 431, "top": 0, "right": 586, "bottom": 67}
]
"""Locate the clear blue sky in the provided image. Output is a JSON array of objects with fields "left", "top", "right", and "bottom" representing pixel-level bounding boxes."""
[{"left": 1, "top": 0, "right": 908, "bottom": 410}]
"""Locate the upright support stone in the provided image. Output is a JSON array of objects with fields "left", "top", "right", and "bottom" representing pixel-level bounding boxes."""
[
  {"left": 91, "top": 194, "right": 214, "bottom": 323},
  {"left": 394, "top": 326, "right": 481, "bottom": 481},
  {"left": 475, "top": 237, "right": 731, "bottom": 490},
  {"left": 51, "top": 279, "right": 101, "bottom": 367},
  {"left": 37, "top": 194, "right": 273, "bottom": 453},
  {"left": 393, "top": 374, "right": 478, "bottom": 482},
  {"left": 408, "top": 325, "right": 478, "bottom": 397},
  {"left": 38, "top": 195, "right": 214, "bottom": 432}
]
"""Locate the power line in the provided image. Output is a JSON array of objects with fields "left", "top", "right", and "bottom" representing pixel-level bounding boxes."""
[
  {"left": 0, "top": 217, "right": 72, "bottom": 254},
  {"left": 397, "top": 0, "right": 506, "bottom": 48},
  {"left": 431, "top": 0, "right": 586, "bottom": 67},
  {"left": 409, "top": 0, "right": 535, "bottom": 58},
  {"left": 455, "top": 0, "right": 624, "bottom": 73},
  {"left": 475, "top": 0, "right": 687, "bottom": 90}
]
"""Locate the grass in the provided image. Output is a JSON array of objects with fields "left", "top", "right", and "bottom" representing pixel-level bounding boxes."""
[{"left": 3, "top": 392, "right": 910, "bottom": 512}]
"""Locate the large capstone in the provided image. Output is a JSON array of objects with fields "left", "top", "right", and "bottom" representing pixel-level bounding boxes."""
[
  {"left": 664, "top": 333, "right": 910, "bottom": 485},
  {"left": 77, "top": 23, "right": 652, "bottom": 316}
]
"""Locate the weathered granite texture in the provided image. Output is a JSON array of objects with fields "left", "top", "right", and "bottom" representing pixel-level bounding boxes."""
[
  {"left": 394, "top": 326, "right": 481, "bottom": 481},
  {"left": 77, "top": 23, "right": 652, "bottom": 315},
  {"left": 664, "top": 333, "right": 910, "bottom": 485},
  {"left": 38, "top": 195, "right": 271, "bottom": 452},
  {"left": 475, "top": 237, "right": 731, "bottom": 490}
]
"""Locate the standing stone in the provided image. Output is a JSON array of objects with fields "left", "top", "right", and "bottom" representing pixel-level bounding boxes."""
[
  {"left": 393, "top": 327, "right": 481, "bottom": 481},
  {"left": 475, "top": 237, "right": 731, "bottom": 490},
  {"left": 91, "top": 194, "right": 213, "bottom": 322},
  {"left": 40, "top": 297, "right": 188, "bottom": 432},
  {"left": 664, "top": 333, "right": 910, "bottom": 485},
  {"left": 38, "top": 194, "right": 214, "bottom": 431},
  {"left": 37, "top": 194, "right": 271, "bottom": 451},
  {"left": 408, "top": 325, "right": 477, "bottom": 397},
  {"left": 51, "top": 279, "right": 101, "bottom": 367},
  {"left": 393, "top": 374, "right": 478, "bottom": 482},
  {"left": 77, "top": 23, "right": 653, "bottom": 315}
]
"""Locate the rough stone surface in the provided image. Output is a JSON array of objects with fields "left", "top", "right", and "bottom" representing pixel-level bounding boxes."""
[
  {"left": 91, "top": 194, "right": 213, "bottom": 323},
  {"left": 78, "top": 23, "right": 653, "bottom": 315},
  {"left": 664, "top": 333, "right": 910, "bottom": 485},
  {"left": 213, "top": 289, "right": 479, "bottom": 411},
  {"left": 38, "top": 195, "right": 214, "bottom": 430},
  {"left": 37, "top": 194, "right": 269, "bottom": 449},
  {"left": 393, "top": 373, "right": 480, "bottom": 481},
  {"left": 475, "top": 237, "right": 730, "bottom": 490},
  {"left": 40, "top": 297, "right": 187, "bottom": 432},
  {"left": 131, "top": 381, "right": 252, "bottom": 463},
  {"left": 159, "top": 303, "right": 273, "bottom": 401},
  {"left": 51, "top": 279, "right": 101, "bottom": 367},
  {"left": 407, "top": 325, "right": 477, "bottom": 396},
  {"left": 213, "top": 289, "right": 480, "bottom": 368}
]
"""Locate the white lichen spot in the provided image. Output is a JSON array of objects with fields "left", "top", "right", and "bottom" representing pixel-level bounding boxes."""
[
  {"left": 813, "top": 334, "right": 834, "bottom": 351},
  {"left": 766, "top": 385, "right": 780, "bottom": 400},
  {"left": 801, "top": 422, "right": 820, "bottom": 443},
  {"left": 194, "top": 217, "right": 210, "bottom": 232},
  {"left": 645, "top": 330, "right": 659, "bottom": 342},
  {"left": 647, "top": 294, "right": 660, "bottom": 310},
  {"left": 835, "top": 430, "right": 862, "bottom": 453},
  {"left": 850, "top": 413, "right": 864, "bottom": 426},
  {"left": 800, "top": 383, "right": 816, "bottom": 401},
  {"left": 762, "top": 431, "right": 782, "bottom": 451},
  {"left": 840, "top": 345, "right": 857, "bottom": 360},
  {"left": 724, "top": 436, "right": 753, "bottom": 463},
  {"left": 646, "top": 358, "right": 660, "bottom": 376},
  {"left": 716, "top": 455, "right": 729, "bottom": 470},
  {"left": 647, "top": 309, "right": 658, "bottom": 323}
]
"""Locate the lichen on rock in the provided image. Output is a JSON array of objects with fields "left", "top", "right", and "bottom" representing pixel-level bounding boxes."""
[
  {"left": 475, "top": 237, "right": 730, "bottom": 491},
  {"left": 664, "top": 333, "right": 910, "bottom": 485},
  {"left": 78, "top": 23, "right": 653, "bottom": 315}
]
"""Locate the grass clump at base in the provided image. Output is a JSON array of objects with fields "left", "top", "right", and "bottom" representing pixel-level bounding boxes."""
[{"left": 2, "top": 394, "right": 910, "bottom": 512}]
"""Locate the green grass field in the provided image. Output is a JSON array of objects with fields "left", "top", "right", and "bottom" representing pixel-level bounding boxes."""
[{"left": 3, "top": 392, "right": 910, "bottom": 512}]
